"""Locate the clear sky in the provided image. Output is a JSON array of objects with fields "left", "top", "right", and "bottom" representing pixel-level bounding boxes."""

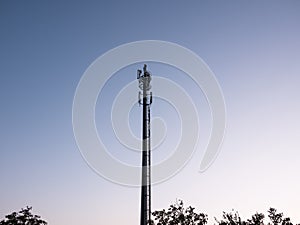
[{"left": 1, "top": 0, "right": 300, "bottom": 224}]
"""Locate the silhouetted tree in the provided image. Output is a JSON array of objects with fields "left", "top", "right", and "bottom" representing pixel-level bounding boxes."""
[
  {"left": 268, "top": 208, "right": 283, "bottom": 225},
  {"left": 0, "top": 206, "right": 47, "bottom": 225},
  {"left": 248, "top": 212, "right": 265, "bottom": 225},
  {"left": 214, "top": 210, "right": 264, "bottom": 225},
  {"left": 267, "top": 208, "right": 294, "bottom": 225},
  {"left": 215, "top": 207, "right": 298, "bottom": 225},
  {"left": 215, "top": 209, "right": 246, "bottom": 225},
  {"left": 151, "top": 199, "right": 208, "bottom": 225},
  {"left": 152, "top": 200, "right": 299, "bottom": 225}
]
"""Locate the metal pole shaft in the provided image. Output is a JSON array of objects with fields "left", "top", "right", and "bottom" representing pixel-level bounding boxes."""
[
  {"left": 138, "top": 65, "right": 152, "bottom": 225},
  {"left": 140, "top": 90, "right": 151, "bottom": 225}
]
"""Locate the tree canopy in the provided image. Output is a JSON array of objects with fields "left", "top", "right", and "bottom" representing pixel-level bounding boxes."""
[
  {"left": 0, "top": 206, "right": 47, "bottom": 225},
  {"left": 152, "top": 199, "right": 208, "bottom": 225},
  {"left": 1, "top": 203, "right": 298, "bottom": 225},
  {"left": 151, "top": 200, "right": 299, "bottom": 225}
]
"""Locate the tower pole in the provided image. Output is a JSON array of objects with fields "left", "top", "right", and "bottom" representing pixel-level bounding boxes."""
[{"left": 137, "top": 64, "right": 152, "bottom": 225}]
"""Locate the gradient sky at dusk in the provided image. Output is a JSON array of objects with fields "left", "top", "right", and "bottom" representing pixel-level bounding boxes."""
[{"left": 1, "top": 1, "right": 300, "bottom": 224}]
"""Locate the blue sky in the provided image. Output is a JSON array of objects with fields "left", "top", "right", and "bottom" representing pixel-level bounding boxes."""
[{"left": 1, "top": 1, "right": 300, "bottom": 224}]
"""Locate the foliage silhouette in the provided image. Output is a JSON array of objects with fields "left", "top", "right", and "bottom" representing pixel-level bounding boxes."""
[
  {"left": 152, "top": 200, "right": 299, "bottom": 225},
  {"left": 0, "top": 206, "right": 47, "bottom": 225},
  {"left": 151, "top": 199, "right": 208, "bottom": 225},
  {"left": 215, "top": 207, "right": 298, "bottom": 225}
]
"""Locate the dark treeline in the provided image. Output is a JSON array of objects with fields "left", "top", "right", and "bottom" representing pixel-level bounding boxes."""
[
  {"left": 1, "top": 202, "right": 298, "bottom": 225},
  {"left": 152, "top": 200, "right": 299, "bottom": 225}
]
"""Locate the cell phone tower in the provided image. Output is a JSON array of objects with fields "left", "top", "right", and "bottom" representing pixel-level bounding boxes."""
[{"left": 137, "top": 64, "right": 152, "bottom": 225}]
